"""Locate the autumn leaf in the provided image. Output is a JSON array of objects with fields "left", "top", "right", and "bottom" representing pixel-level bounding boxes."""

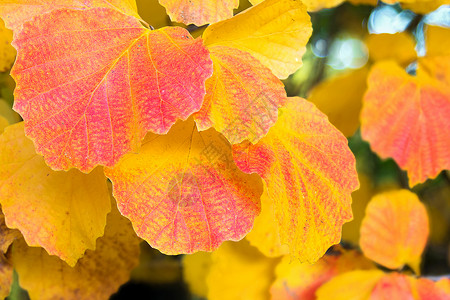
[
  {"left": 270, "top": 249, "right": 375, "bottom": 300},
  {"left": 361, "top": 60, "right": 450, "bottom": 186},
  {"left": 0, "top": 117, "right": 7, "bottom": 134},
  {"left": 232, "top": 97, "right": 359, "bottom": 262},
  {"left": 206, "top": 240, "right": 279, "bottom": 300},
  {"left": 359, "top": 189, "right": 429, "bottom": 274},
  {"left": 402, "top": 0, "right": 450, "bottom": 15},
  {"left": 0, "top": 18, "right": 15, "bottom": 72},
  {"left": 415, "top": 278, "right": 450, "bottom": 299},
  {"left": 10, "top": 7, "right": 213, "bottom": 172},
  {"left": 369, "top": 273, "right": 416, "bottom": 299},
  {"left": 0, "top": 123, "right": 111, "bottom": 266},
  {"left": 203, "top": 0, "right": 312, "bottom": 79},
  {"left": 245, "top": 188, "right": 289, "bottom": 257},
  {"left": 0, "top": 209, "right": 20, "bottom": 299},
  {"left": 366, "top": 32, "right": 417, "bottom": 65},
  {"left": 158, "top": 0, "right": 239, "bottom": 26},
  {"left": 316, "top": 270, "right": 385, "bottom": 300},
  {"left": 0, "top": 0, "right": 141, "bottom": 32},
  {"left": 12, "top": 204, "right": 141, "bottom": 300},
  {"left": 183, "top": 252, "right": 212, "bottom": 297},
  {"left": 105, "top": 118, "right": 263, "bottom": 255},
  {"left": 249, "top": 0, "right": 344, "bottom": 13},
  {"left": 308, "top": 66, "right": 369, "bottom": 137},
  {"left": 194, "top": 45, "right": 287, "bottom": 145}
]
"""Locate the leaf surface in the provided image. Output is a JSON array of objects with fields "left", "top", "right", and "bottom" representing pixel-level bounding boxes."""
[
  {"left": 0, "top": 0, "right": 140, "bottom": 32},
  {"left": 249, "top": 0, "right": 344, "bottom": 13},
  {"left": 232, "top": 97, "right": 359, "bottom": 262},
  {"left": 366, "top": 32, "right": 417, "bottom": 65},
  {"left": 158, "top": 0, "right": 239, "bottom": 26},
  {"left": 360, "top": 189, "right": 429, "bottom": 274},
  {"left": 0, "top": 123, "right": 111, "bottom": 266},
  {"left": 361, "top": 60, "right": 450, "bottom": 186},
  {"left": 425, "top": 25, "right": 450, "bottom": 57},
  {"left": 105, "top": 119, "right": 263, "bottom": 255},
  {"left": 194, "top": 45, "right": 286, "bottom": 144},
  {"left": 11, "top": 8, "right": 213, "bottom": 172},
  {"left": 308, "top": 66, "right": 369, "bottom": 137},
  {"left": 270, "top": 250, "right": 374, "bottom": 300},
  {"left": 206, "top": 241, "right": 279, "bottom": 300},
  {"left": 316, "top": 270, "right": 385, "bottom": 300},
  {"left": 182, "top": 252, "right": 212, "bottom": 297},
  {"left": 12, "top": 204, "right": 141, "bottom": 300},
  {"left": 203, "top": 0, "right": 312, "bottom": 79}
]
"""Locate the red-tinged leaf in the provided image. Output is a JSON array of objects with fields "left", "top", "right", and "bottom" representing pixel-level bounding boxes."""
[
  {"left": 415, "top": 278, "right": 450, "bottom": 300},
  {"left": 370, "top": 273, "right": 415, "bottom": 300},
  {"left": 0, "top": 0, "right": 141, "bottom": 32},
  {"left": 105, "top": 119, "right": 263, "bottom": 255},
  {"left": 270, "top": 250, "right": 375, "bottom": 300},
  {"left": 11, "top": 8, "right": 213, "bottom": 172},
  {"left": 194, "top": 45, "right": 287, "bottom": 145},
  {"left": 158, "top": 0, "right": 239, "bottom": 26},
  {"left": 232, "top": 97, "right": 359, "bottom": 262},
  {"left": 359, "top": 190, "right": 429, "bottom": 274},
  {"left": 361, "top": 60, "right": 450, "bottom": 186}
]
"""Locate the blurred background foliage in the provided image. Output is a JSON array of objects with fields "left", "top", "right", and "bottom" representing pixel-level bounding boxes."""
[{"left": 2, "top": 0, "right": 449, "bottom": 299}]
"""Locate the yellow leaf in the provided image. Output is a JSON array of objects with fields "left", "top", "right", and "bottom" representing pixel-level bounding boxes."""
[
  {"left": 347, "top": 0, "right": 377, "bottom": 6},
  {"left": 12, "top": 204, "right": 141, "bottom": 300},
  {"left": 182, "top": 252, "right": 212, "bottom": 297},
  {"left": 203, "top": 0, "right": 312, "bottom": 79},
  {"left": 0, "top": 210, "right": 20, "bottom": 254},
  {"left": 250, "top": 0, "right": 345, "bottom": 12},
  {"left": 206, "top": 240, "right": 279, "bottom": 300},
  {"left": 366, "top": 32, "right": 417, "bottom": 65},
  {"left": 246, "top": 188, "right": 289, "bottom": 257},
  {"left": 360, "top": 189, "right": 429, "bottom": 274},
  {"left": 425, "top": 25, "right": 450, "bottom": 57},
  {"left": 135, "top": 0, "right": 170, "bottom": 28},
  {"left": 341, "top": 173, "right": 374, "bottom": 245},
  {"left": 0, "top": 254, "right": 12, "bottom": 299},
  {"left": 0, "top": 18, "right": 15, "bottom": 72},
  {"left": 270, "top": 250, "right": 375, "bottom": 300},
  {"left": 0, "top": 117, "right": 7, "bottom": 134},
  {"left": 402, "top": 0, "right": 450, "bottom": 15},
  {"left": 316, "top": 270, "right": 385, "bottom": 300},
  {"left": 233, "top": 97, "right": 359, "bottom": 262},
  {"left": 0, "top": 123, "right": 111, "bottom": 266},
  {"left": 308, "top": 66, "right": 369, "bottom": 137},
  {"left": 157, "top": 0, "right": 239, "bottom": 26}
]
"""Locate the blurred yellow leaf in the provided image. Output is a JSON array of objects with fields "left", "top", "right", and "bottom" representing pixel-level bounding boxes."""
[
  {"left": 425, "top": 25, "right": 450, "bottom": 57},
  {"left": 0, "top": 99, "right": 20, "bottom": 126},
  {"left": 402, "top": 0, "right": 450, "bottom": 14},
  {"left": 308, "top": 66, "right": 369, "bottom": 137},
  {"left": 183, "top": 252, "right": 212, "bottom": 297},
  {"left": 12, "top": 204, "right": 141, "bottom": 300},
  {"left": 341, "top": 173, "right": 374, "bottom": 245},
  {"left": 0, "top": 18, "right": 15, "bottom": 72},
  {"left": 347, "top": 0, "right": 377, "bottom": 6},
  {"left": 360, "top": 190, "right": 429, "bottom": 274},
  {"left": 0, "top": 117, "right": 7, "bottom": 134},
  {"left": 316, "top": 270, "right": 384, "bottom": 300},
  {"left": 270, "top": 250, "right": 375, "bottom": 300},
  {"left": 0, "top": 123, "right": 111, "bottom": 266},
  {"left": 135, "top": 0, "right": 170, "bottom": 28},
  {"left": 250, "top": 0, "right": 345, "bottom": 12},
  {"left": 203, "top": 0, "right": 312, "bottom": 79},
  {"left": 206, "top": 240, "right": 279, "bottom": 300},
  {"left": 366, "top": 32, "right": 417, "bottom": 65}
]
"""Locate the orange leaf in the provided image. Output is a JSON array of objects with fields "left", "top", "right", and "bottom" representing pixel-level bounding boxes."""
[
  {"left": 415, "top": 278, "right": 450, "bottom": 300},
  {"left": 12, "top": 204, "right": 141, "bottom": 300},
  {"left": 361, "top": 60, "right": 450, "bottom": 186},
  {"left": 370, "top": 273, "right": 416, "bottom": 300},
  {"left": 203, "top": 0, "right": 312, "bottom": 79},
  {"left": 194, "top": 45, "right": 286, "bottom": 145},
  {"left": 360, "top": 189, "right": 429, "bottom": 273},
  {"left": 232, "top": 97, "right": 359, "bottom": 262},
  {"left": 0, "top": 123, "right": 111, "bottom": 266},
  {"left": 158, "top": 0, "right": 239, "bottom": 26},
  {"left": 270, "top": 250, "right": 375, "bottom": 300},
  {"left": 105, "top": 119, "right": 263, "bottom": 255},
  {"left": 0, "top": 0, "right": 141, "bottom": 32},
  {"left": 11, "top": 8, "right": 213, "bottom": 172}
]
